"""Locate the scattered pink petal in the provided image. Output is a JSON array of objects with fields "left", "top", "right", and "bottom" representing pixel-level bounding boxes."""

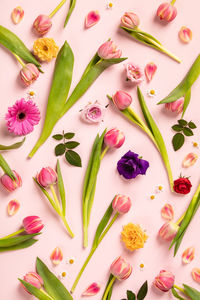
[
  {"left": 11, "top": 6, "right": 24, "bottom": 24},
  {"left": 161, "top": 204, "right": 174, "bottom": 221},
  {"left": 145, "top": 62, "right": 157, "bottom": 82},
  {"left": 182, "top": 153, "right": 198, "bottom": 168},
  {"left": 50, "top": 247, "right": 63, "bottom": 265},
  {"left": 192, "top": 268, "right": 200, "bottom": 283},
  {"left": 7, "top": 199, "right": 20, "bottom": 216},
  {"left": 179, "top": 26, "right": 192, "bottom": 43},
  {"left": 82, "top": 282, "right": 101, "bottom": 296},
  {"left": 85, "top": 11, "right": 100, "bottom": 28},
  {"left": 182, "top": 247, "right": 195, "bottom": 264}
]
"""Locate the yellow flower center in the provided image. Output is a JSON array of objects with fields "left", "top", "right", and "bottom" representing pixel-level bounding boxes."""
[
  {"left": 109, "top": 2, "right": 113, "bottom": 7},
  {"left": 150, "top": 195, "right": 155, "bottom": 200},
  {"left": 62, "top": 272, "right": 66, "bottom": 277},
  {"left": 43, "top": 45, "right": 48, "bottom": 51},
  {"left": 158, "top": 186, "right": 163, "bottom": 191},
  {"left": 140, "top": 263, "right": 144, "bottom": 269},
  {"left": 69, "top": 259, "right": 74, "bottom": 264},
  {"left": 29, "top": 91, "right": 35, "bottom": 96},
  {"left": 150, "top": 90, "right": 155, "bottom": 95},
  {"left": 193, "top": 142, "right": 198, "bottom": 147}
]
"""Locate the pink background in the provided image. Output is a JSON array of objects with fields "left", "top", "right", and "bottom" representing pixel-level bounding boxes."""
[{"left": 0, "top": 0, "right": 200, "bottom": 299}]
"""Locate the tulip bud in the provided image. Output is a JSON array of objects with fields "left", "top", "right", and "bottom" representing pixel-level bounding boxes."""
[
  {"left": 33, "top": 14, "right": 52, "bottom": 36},
  {"left": 113, "top": 90, "right": 132, "bottom": 110},
  {"left": 11, "top": 6, "right": 24, "bottom": 24},
  {"left": 22, "top": 272, "right": 43, "bottom": 294},
  {"left": 23, "top": 216, "right": 44, "bottom": 234},
  {"left": 179, "top": 26, "right": 192, "bottom": 44},
  {"left": 37, "top": 167, "right": 57, "bottom": 188},
  {"left": 156, "top": 2, "right": 177, "bottom": 22},
  {"left": 112, "top": 194, "right": 131, "bottom": 214},
  {"left": 158, "top": 221, "right": 179, "bottom": 242},
  {"left": 121, "top": 12, "right": 140, "bottom": 29},
  {"left": 154, "top": 270, "right": 175, "bottom": 292},
  {"left": 20, "top": 63, "right": 39, "bottom": 87},
  {"left": 0, "top": 170, "right": 22, "bottom": 192},
  {"left": 110, "top": 256, "right": 132, "bottom": 280},
  {"left": 104, "top": 128, "right": 125, "bottom": 149},
  {"left": 97, "top": 40, "right": 122, "bottom": 59},
  {"left": 165, "top": 98, "right": 184, "bottom": 113}
]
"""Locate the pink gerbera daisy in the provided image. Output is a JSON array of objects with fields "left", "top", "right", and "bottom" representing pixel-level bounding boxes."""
[{"left": 5, "top": 98, "right": 40, "bottom": 136}]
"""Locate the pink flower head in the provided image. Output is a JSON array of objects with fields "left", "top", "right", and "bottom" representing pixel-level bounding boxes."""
[
  {"left": 22, "top": 272, "right": 43, "bottom": 294},
  {"left": 37, "top": 167, "right": 57, "bottom": 188},
  {"left": 0, "top": 171, "right": 22, "bottom": 192},
  {"left": 158, "top": 221, "right": 179, "bottom": 242},
  {"left": 125, "top": 63, "right": 143, "bottom": 84},
  {"left": 85, "top": 11, "right": 100, "bottom": 28},
  {"left": 5, "top": 98, "right": 41, "bottom": 136},
  {"left": 20, "top": 63, "right": 39, "bottom": 87},
  {"left": 154, "top": 270, "right": 175, "bottom": 292},
  {"left": 113, "top": 90, "right": 132, "bottom": 110},
  {"left": 156, "top": 2, "right": 177, "bottom": 22},
  {"left": 112, "top": 194, "right": 131, "bottom": 214},
  {"left": 104, "top": 128, "right": 125, "bottom": 149},
  {"left": 121, "top": 12, "right": 140, "bottom": 29},
  {"left": 81, "top": 101, "right": 105, "bottom": 123},
  {"left": 98, "top": 40, "right": 122, "bottom": 59},
  {"left": 145, "top": 62, "right": 157, "bottom": 82},
  {"left": 23, "top": 216, "right": 44, "bottom": 234},
  {"left": 165, "top": 98, "right": 184, "bottom": 114},
  {"left": 179, "top": 26, "right": 192, "bottom": 43},
  {"left": 110, "top": 256, "right": 132, "bottom": 280},
  {"left": 33, "top": 14, "right": 52, "bottom": 36}
]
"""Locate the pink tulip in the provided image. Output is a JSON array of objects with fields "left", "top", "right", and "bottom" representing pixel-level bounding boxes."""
[
  {"left": 112, "top": 194, "right": 131, "bottom": 214},
  {"left": 33, "top": 14, "right": 52, "bottom": 36},
  {"left": 121, "top": 12, "right": 140, "bottom": 29},
  {"left": 22, "top": 272, "right": 43, "bottom": 294},
  {"left": 0, "top": 170, "right": 22, "bottom": 192},
  {"left": 110, "top": 256, "right": 132, "bottom": 280},
  {"left": 98, "top": 40, "right": 122, "bottom": 59},
  {"left": 165, "top": 98, "right": 184, "bottom": 113},
  {"left": 113, "top": 90, "right": 132, "bottom": 110},
  {"left": 20, "top": 63, "right": 39, "bottom": 86},
  {"left": 158, "top": 221, "right": 179, "bottom": 242},
  {"left": 85, "top": 11, "right": 100, "bottom": 28},
  {"left": 37, "top": 167, "right": 57, "bottom": 188},
  {"left": 156, "top": 2, "right": 177, "bottom": 22},
  {"left": 23, "top": 216, "right": 44, "bottom": 234},
  {"left": 125, "top": 63, "right": 143, "bottom": 84},
  {"left": 154, "top": 270, "right": 175, "bottom": 292},
  {"left": 104, "top": 128, "right": 125, "bottom": 149}
]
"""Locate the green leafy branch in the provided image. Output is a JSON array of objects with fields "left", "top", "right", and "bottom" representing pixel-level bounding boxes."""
[
  {"left": 172, "top": 119, "right": 197, "bottom": 151},
  {"left": 121, "top": 281, "right": 148, "bottom": 300}
]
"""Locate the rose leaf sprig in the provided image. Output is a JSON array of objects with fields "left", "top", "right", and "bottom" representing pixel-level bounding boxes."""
[
  {"left": 122, "top": 281, "right": 148, "bottom": 300},
  {"left": 108, "top": 87, "right": 174, "bottom": 191},
  {"left": 71, "top": 194, "right": 131, "bottom": 293},
  {"left": 172, "top": 119, "right": 197, "bottom": 151},
  {"left": 53, "top": 131, "right": 82, "bottom": 167},
  {"left": 34, "top": 160, "right": 74, "bottom": 238},
  {"left": 82, "top": 128, "right": 125, "bottom": 247},
  {"left": 28, "top": 40, "right": 127, "bottom": 157},
  {"left": 120, "top": 12, "right": 181, "bottom": 63},
  {"left": 64, "top": 0, "right": 76, "bottom": 27},
  {"left": 158, "top": 54, "right": 200, "bottom": 116},
  {"left": 19, "top": 257, "right": 73, "bottom": 300},
  {"left": 0, "top": 216, "right": 43, "bottom": 252}
]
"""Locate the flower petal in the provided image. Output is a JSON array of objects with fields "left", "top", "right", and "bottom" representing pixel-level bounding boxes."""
[
  {"left": 192, "top": 268, "right": 200, "bottom": 283},
  {"left": 85, "top": 11, "right": 100, "bottom": 28},
  {"left": 7, "top": 199, "right": 20, "bottom": 216},
  {"left": 182, "top": 247, "right": 195, "bottom": 264},
  {"left": 182, "top": 153, "right": 198, "bottom": 168},
  {"left": 161, "top": 204, "right": 174, "bottom": 221},
  {"left": 82, "top": 282, "right": 101, "bottom": 296},
  {"left": 11, "top": 6, "right": 24, "bottom": 24},
  {"left": 145, "top": 62, "right": 157, "bottom": 82},
  {"left": 50, "top": 247, "right": 63, "bottom": 265},
  {"left": 179, "top": 26, "right": 192, "bottom": 43}
]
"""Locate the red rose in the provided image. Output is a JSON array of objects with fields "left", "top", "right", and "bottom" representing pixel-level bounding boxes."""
[{"left": 173, "top": 177, "right": 192, "bottom": 194}]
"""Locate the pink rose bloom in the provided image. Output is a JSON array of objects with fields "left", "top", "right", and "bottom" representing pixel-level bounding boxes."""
[{"left": 125, "top": 63, "right": 143, "bottom": 84}]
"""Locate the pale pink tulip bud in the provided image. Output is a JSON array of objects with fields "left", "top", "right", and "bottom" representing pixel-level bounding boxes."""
[
  {"left": 110, "top": 256, "right": 132, "bottom": 280},
  {"left": 182, "top": 247, "right": 195, "bottom": 264},
  {"left": 37, "top": 167, "right": 57, "bottom": 188},
  {"left": 22, "top": 272, "right": 43, "bottom": 294},
  {"left": 7, "top": 199, "right": 20, "bottom": 216},
  {"left": 85, "top": 11, "right": 100, "bottom": 28},
  {"left": 33, "top": 14, "right": 52, "bottom": 36},
  {"left": 156, "top": 2, "right": 177, "bottom": 22},
  {"left": 182, "top": 153, "right": 198, "bottom": 168},
  {"left": 158, "top": 221, "right": 179, "bottom": 242},
  {"left": 121, "top": 12, "right": 140, "bottom": 29},
  {"left": 113, "top": 90, "right": 132, "bottom": 110},
  {"left": 165, "top": 98, "right": 184, "bottom": 113},
  {"left": 154, "top": 270, "right": 175, "bottom": 292},
  {"left": 104, "top": 128, "right": 125, "bottom": 149},
  {"left": 11, "top": 6, "right": 24, "bottom": 24},
  {"left": 50, "top": 247, "right": 63, "bottom": 265},
  {"left": 161, "top": 204, "right": 174, "bottom": 221},
  {"left": 191, "top": 268, "right": 200, "bottom": 283},
  {"left": 23, "top": 216, "right": 44, "bottom": 234},
  {"left": 97, "top": 40, "right": 122, "bottom": 59},
  {"left": 179, "top": 26, "right": 192, "bottom": 43},
  {"left": 112, "top": 194, "right": 131, "bottom": 214},
  {"left": 20, "top": 63, "right": 39, "bottom": 87},
  {"left": 0, "top": 170, "right": 22, "bottom": 192}
]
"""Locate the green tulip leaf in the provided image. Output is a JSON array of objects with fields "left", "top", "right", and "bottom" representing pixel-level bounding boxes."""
[
  {"left": 137, "top": 281, "right": 148, "bottom": 300},
  {"left": 183, "top": 284, "right": 200, "bottom": 299},
  {"left": 182, "top": 89, "right": 191, "bottom": 117},
  {"left": 172, "top": 133, "right": 185, "bottom": 151},
  {"left": 64, "top": 0, "right": 76, "bottom": 27},
  {"left": 55, "top": 144, "right": 66, "bottom": 156},
  {"left": 171, "top": 287, "right": 186, "bottom": 299},
  {"left": 57, "top": 159, "right": 66, "bottom": 216},
  {"left": 0, "top": 238, "right": 38, "bottom": 252},
  {"left": 0, "top": 233, "right": 40, "bottom": 247},
  {"left": 18, "top": 279, "right": 52, "bottom": 300},
  {"left": 0, "top": 153, "right": 16, "bottom": 180},
  {"left": 102, "top": 274, "right": 115, "bottom": 300},
  {"left": 65, "top": 150, "right": 82, "bottom": 167},
  {"left": 0, "top": 137, "right": 25, "bottom": 150}
]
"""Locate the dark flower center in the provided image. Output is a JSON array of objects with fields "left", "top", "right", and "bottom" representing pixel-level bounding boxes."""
[
  {"left": 17, "top": 112, "right": 26, "bottom": 121},
  {"left": 43, "top": 45, "right": 48, "bottom": 51}
]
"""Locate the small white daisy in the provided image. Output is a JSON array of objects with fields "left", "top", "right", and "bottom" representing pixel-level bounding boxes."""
[
  {"left": 147, "top": 89, "right": 157, "bottom": 97},
  {"left": 149, "top": 194, "right": 156, "bottom": 200},
  {"left": 26, "top": 90, "right": 37, "bottom": 100},
  {"left": 58, "top": 271, "right": 67, "bottom": 279},
  {"left": 106, "top": 2, "right": 114, "bottom": 9},
  {"left": 156, "top": 185, "right": 164, "bottom": 193},
  {"left": 66, "top": 257, "right": 75, "bottom": 265},
  {"left": 139, "top": 262, "right": 145, "bottom": 271},
  {"left": 192, "top": 141, "right": 199, "bottom": 149}
]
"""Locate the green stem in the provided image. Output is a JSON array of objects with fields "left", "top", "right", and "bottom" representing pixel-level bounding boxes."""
[
  {"left": 171, "top": 0, "right": 176, "bottom": 5},
  {"left": 98, "top": 213, "right": 119, "bottom": 245},
  {"left": 0, "top": 228, "right": 25, "bottom": 240},
  {"left": 12, "top": 52, "right": 25, "bottom": 67},
  {"left": 100, "top": 145, "right": 109, "bottom": 160},
  {"left": 49, "top": 0, "right": 67, "bottom": 18},
  {"left": 102, "top": 276, "right": 116, "bottom": 300},
  {"left": 50, "top": 185, "right": 61, "bottom": 210},
  {"left": 176, "top": 212, "right": 186, "bottom": 226},
  {"left": 60, "top": 214, "right": 74, "bottom": 238},
  {"left": 173, "top": 285, "right": 185, "bottom": 294}
]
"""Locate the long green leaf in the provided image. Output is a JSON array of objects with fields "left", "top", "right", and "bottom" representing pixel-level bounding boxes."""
[
  {"left": 29, "top": 41, "right": 74, "bottom": 158},
  {"left": 0, "top": 137, "right": 25, "bottom": 150},
  {"left": 102, "top": 274, "right": 115, "bottom": 300},
  {"left": 64, "top": 0, "right": 76, "bottom": 27},
  {"left": 0, "top": 233, "right": 40, "bottom": 247},
  {"left": 36, "top": 257, "right": 73, "bottom": 300},
  {"left": 0, "top": 153, "right": 16, "bottom": 179},
  {"left": 0, "top": 238, "right": 37, "bottom": 252},
  {"left": 0, "top": 25, "right": 41, "bottom": 68},
  {"left": 171, "top": 287, "right": 186, "bottom": 300},
  {"left": 183, "top": 284, "right": 200, "bottom": 299},
  {"left": 18, "top": 279, "right": 52, "bottom": 300},
  {"left": 182, "top": 89, "right": 191, "bottom": 117},
  {"left": 57, "top": 159, "right": 66, "bottom": 216}
]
